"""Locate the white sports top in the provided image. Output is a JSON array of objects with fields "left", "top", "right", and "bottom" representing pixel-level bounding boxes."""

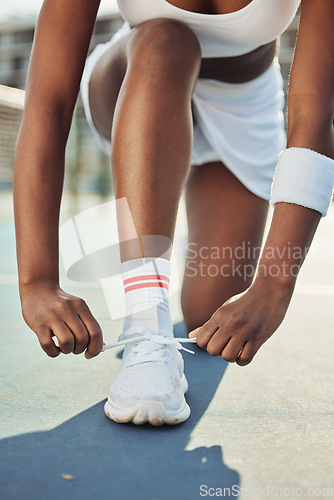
[{"left": 117, "top": 0, "right": 301, "bottom": 57}]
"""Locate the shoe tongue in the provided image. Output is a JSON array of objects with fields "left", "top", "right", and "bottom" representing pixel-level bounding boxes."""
[{"left": 118, "top": 326, "right": 172, "bottom": 342}]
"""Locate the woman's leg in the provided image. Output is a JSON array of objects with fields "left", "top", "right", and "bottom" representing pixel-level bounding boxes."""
[
  {"left": 181, "top": 161, "right": 269, "bottom": 332},
  {"left": 88, "top": 19, "right": 202, "bottom": 425},
  {"left": 89, "top": 19, "right": 201, "bottom": 260}
]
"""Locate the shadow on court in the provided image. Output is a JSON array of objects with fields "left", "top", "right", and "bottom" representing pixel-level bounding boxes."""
[{"left": 0, "top": 322, "right": 239, "bottom": 500}]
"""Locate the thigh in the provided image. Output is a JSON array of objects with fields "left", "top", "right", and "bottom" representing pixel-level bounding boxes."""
[
  {"left": 88, "top": 18, "right": 202, "bottom": 146},
  {"left": 88, "top": 31, "right": 131, "bottom": 142},
  {"left": 181, "top": 161, "right": 269, "bottom": 331}
]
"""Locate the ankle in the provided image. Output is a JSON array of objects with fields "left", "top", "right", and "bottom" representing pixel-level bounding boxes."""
[
  {"left": 121, "top": 257, "right": 173, "bottom": 337},
  {"left": 119, "top": 235, "right": 173, "bottom": 262}
]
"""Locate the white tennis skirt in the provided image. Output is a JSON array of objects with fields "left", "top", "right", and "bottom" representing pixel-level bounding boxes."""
[{"left": 80, "top": 22, "right": 286, "bottom": 201}]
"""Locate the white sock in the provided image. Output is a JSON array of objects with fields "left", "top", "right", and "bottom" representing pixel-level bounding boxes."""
[{"left": 120, "top": 257, "right": 173, "bottom": 338}]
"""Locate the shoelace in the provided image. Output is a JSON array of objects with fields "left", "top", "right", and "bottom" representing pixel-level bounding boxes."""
[{"left": 102, "top": 326, "right": 197, "bottom": 365}]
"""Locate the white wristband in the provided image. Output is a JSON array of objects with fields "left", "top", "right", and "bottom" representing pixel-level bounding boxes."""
[{"left": 270, "top": 147, "right": 334, "bottom": 217}]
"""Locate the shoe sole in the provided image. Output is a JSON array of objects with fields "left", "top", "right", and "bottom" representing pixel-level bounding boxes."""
[{"left": 104, "top": 374, "right": 190, "bottom": 426}]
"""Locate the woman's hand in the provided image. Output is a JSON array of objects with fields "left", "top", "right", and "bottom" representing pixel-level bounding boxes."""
[
  {"left": 189, "top": 279, "right": 294, "bottom": 366},
  {"left": 20, "top": 280, "right": 103, "bottom": 359}
]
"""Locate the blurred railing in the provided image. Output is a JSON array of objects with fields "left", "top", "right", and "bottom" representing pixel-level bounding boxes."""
[{"left": 0, "top": 84, "right": 24, "bottom": 189}]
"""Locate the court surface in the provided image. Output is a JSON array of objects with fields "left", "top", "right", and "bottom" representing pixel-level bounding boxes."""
[{"left": 1, "top": 191, "right": 333, "bottom": 499}]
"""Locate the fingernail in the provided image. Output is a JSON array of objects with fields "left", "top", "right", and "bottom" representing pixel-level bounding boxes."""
[{"left": 188, "top": 328, "right": 198, "bottom": 338}]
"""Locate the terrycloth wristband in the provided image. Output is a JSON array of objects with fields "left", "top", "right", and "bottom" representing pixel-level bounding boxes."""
[{"left": 270, "top": 147, "right": 334, "bottom": 217}]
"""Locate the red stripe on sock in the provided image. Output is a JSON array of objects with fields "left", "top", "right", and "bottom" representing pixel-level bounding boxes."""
[
  {"left": 124, "top": 282, "right": 169, "bottom": 293},
  {"left": 123, "top": 274, "right": 169, "bottom": 286}
]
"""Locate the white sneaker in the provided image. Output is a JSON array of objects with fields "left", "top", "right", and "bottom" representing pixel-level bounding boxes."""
[{"left": 103, "top": 326, "right": 196, "bottom": 426}]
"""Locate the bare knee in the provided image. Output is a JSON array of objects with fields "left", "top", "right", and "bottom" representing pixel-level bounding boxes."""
[
  {"left": 128, "top": 18, "right": 201, "bottom": 75},
  {"left": 181, "top": 276, "right": 253, "bottom": 332}
]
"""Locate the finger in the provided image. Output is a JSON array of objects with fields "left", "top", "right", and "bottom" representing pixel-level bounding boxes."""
[
  {"left": 64, "top": 315, "right": 89, "bottom": 355},
  {"left": 193, "top": 320, "right": 219, "bottom": 349},
  {"left": 206, "top": 330, "right": 231, "bottom": 357},
  {"left": 51, "top": 321, "right": 75, "bottom": 354},
  {"left": 236, "top": 341, "right": 259, "bottom": 366},
  {"left": 221, "top": 337, "right": 246, "bottom": 363},
  {"left": 75, "top": 303, "right": 103, "bottom": 359},
  {"left": 37, "top": 326, "right": 61, "bottom": 358}
]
